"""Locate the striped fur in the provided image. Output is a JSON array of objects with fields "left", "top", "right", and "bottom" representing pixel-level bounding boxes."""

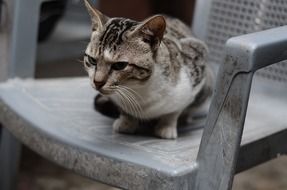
[
  {"left": 98, "top": 18, "right": 138, "bottom": 53},
  {"left": 83, "top": 0, "right": 214, "bottom": 139}
]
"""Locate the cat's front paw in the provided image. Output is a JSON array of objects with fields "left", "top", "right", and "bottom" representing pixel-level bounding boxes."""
[
  {"left": 113, "top": 116, "right": 137, "bottom": 134},
  {"left": 155, "top": 124, "right": 178, "bottom": 139}
]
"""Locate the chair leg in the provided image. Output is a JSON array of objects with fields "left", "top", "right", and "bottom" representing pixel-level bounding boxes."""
[
  {"left": 0, "top": 127, "right": 22, "bottom": 190},
  {"left": 0, "top": 0, "right": 44, "bottom": 80},
  {"left": 194, "top": 72, "right": 253, "bottom": 190}
]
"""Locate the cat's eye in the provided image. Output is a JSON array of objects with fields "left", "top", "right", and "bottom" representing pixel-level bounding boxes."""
[
  {"left": 84, "top": 54, "right": 97, "bottom": 67},
  {"left": 111, "top": 62, "right": 128, "bottom": 71}
]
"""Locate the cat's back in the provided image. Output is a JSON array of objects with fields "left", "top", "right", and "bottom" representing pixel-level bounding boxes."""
[
  {"left": 164, "top": 16, "right": 193, "bottom": 39},
  {"left": 160, "top": 16, "right": 210, "bottom": 90}
]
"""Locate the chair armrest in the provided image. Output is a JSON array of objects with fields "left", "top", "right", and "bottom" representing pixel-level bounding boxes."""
[
  {"left": 194, "top": 26, "right": 287, "bottom": 190},
  {"left": 226, "top": 25, "right": 287, "bottom": 72}
]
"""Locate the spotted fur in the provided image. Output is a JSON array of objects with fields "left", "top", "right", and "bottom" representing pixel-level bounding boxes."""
[{"left": 83, "top": 0, "right": 214, "bottom": 139}]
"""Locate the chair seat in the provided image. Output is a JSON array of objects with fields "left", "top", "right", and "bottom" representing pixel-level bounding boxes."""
[{"left": 0, "top": 77, "right": 287, "bottom": 189}]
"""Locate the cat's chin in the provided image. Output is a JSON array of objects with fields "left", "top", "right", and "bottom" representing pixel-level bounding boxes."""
[{"left": 98, "top": 88, "right": 115, "bottom": 95}]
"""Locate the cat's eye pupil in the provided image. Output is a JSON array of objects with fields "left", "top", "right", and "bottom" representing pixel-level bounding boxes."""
[{"left": 112, "top": 62, "right": 128, "bottom": 71}]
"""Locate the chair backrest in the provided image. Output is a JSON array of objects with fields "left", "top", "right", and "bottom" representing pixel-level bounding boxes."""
[{"left": 192, "top": 0, "right": 287, "bottom": 86}]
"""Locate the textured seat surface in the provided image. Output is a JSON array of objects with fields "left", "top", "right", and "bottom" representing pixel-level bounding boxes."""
[{"left": 0, "top": 77, "right": 287, "bottom": 189}]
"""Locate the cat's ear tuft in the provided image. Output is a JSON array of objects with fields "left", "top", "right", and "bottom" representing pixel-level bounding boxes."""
[
  {"left": 84, "top": 0, "right": 109, "bottom": 32},
  {"left": 134, "top": 15, "right": 166, "bottom": 49}
]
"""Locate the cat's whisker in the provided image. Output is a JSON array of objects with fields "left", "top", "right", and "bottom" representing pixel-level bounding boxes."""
[
  {"left": 117, "top": 87, "right": 143, "bottom": 119},
  {"left": 125, "top": 92, "right": 143, "bottom": 117},
  {"left": 119, "top": 85, "right": 143, "bottom": 100},
  {"left": 118, "top": 85, "right": 144, "bottom": 102},
  {"left": 125, "top": 92, "right": 141, "bottom": 118},
  {"left": 117, "top": 86, "right": 143, "bottom": 110},
  {"left": 124, "top": 91, "right": 141, "bottom": 119},
  {"left": 116, "top": 90, "right": 130, "bottom": 112},
  {"left": 116, "top": 89, "right": 139, "bottom": 118},
  {"left": 77, "top": 59, "right": 85, "bottom": 64},
  {"left": 115, "top": 90, "right": 130, "bottom": 114},
  {"left": 117, "top": 86, "right": 143, "bottom": 119}
]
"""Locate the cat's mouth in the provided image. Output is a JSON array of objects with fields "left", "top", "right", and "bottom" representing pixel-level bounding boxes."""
[
  {"left": 97, "top": 87, "right": 117, "bottom": 95},
  {"left": 90, "top": 82, "right": 116, "bottom": 95}
]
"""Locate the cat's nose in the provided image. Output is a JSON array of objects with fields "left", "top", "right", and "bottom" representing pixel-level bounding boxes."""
[{"left": 94, "top": 80, "right": 105, "bottom": 90}]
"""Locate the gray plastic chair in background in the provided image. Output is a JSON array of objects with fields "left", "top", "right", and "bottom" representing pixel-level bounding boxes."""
[
  {"left": 0, "top": 0, "right": 48, "bottom": 189},
  {"left": 1, "top": 0, "right": 287, "bottom": 190}
]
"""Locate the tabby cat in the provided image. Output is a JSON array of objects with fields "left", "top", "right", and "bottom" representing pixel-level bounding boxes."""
[{"left": 83, "top": 0, "right": 213, "bottom": 139}]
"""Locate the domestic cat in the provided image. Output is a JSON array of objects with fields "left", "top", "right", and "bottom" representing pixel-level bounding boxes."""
[{"left": 83, "top": 0, "right": 214, "bottom": 139}]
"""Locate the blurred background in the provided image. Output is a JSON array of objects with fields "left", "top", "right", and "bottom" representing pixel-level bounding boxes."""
[
  {"left": 8, "top": 0, "right": 287, "bottom": 189},
  {"left": 35, "top": 0, "right": 195, "bottom": 78}
]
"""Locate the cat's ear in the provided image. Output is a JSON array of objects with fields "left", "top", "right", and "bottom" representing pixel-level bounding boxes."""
[
  {"left": 133, "top": 15, "right": 166, "bottom": 49},
  {"left": 84, "top": 0, "right": 109, "bottom": 32}
]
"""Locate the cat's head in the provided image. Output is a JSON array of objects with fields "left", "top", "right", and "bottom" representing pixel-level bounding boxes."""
[{"left": 83, "top": 0, "right": 166, "bottom": 95}]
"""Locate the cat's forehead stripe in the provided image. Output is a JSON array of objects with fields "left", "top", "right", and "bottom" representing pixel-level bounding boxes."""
[
  {"left": 98, "top": 18, "right": 137, "bottom": 54},
  {"left": 103, "top": 49, "right": 114, "bottom": 62}
]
